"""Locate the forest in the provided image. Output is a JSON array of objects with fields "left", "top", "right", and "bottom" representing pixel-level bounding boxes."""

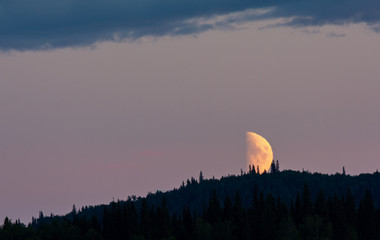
[{"left": 2, "top": 165, "right": 380, "bottom": 240}]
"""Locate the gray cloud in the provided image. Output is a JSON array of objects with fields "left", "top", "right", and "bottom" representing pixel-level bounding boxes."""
[
  {"left": 326, "top": 32, "right": 346, "bottom": 38},
  {"left": 1, "top": 0, "right": 380, "bottom": 51}
]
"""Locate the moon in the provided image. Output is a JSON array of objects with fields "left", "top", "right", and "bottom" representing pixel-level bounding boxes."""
[{"left": 246, "top": 132, "right": 273, "bottom": 174}]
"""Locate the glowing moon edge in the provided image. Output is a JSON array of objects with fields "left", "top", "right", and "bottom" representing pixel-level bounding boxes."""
[{"left": 246, "top": 132, "right": 273, "bottom": 174}]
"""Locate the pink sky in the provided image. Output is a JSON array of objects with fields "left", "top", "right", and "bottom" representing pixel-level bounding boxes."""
[{"left": 1, "top": 21, "right": 380, "bottom": 223}]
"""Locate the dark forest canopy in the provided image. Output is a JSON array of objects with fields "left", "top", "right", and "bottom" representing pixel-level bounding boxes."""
[{"left": 2, "top": 167, "right": 380, "bottom": 239}]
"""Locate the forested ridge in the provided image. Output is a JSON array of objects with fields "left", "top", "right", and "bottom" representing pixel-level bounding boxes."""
[{"left": 2, "top": 167, "right": 380, "bottom": 240}]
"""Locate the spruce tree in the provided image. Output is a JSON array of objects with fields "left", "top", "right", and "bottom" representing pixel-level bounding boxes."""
[
  {"left": 358, "top": 190, "right": 375, "bottom": 240},
  {"left": 302, "top": 184, "right": 312, "bottom": 216},
  {"left": 270, "top": 160, "right": 276, "bottom": 173},
  {"left": 199, "top": 171, "right": 204, "bottom": 182},
  {"left": 275, "top": 160, "right": 280, "bottom": 172}
]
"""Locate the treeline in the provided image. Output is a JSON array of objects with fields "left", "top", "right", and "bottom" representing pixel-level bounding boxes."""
[
  {"left": 1, "top": 185, "right": 380, "bottom": 240},
  {"left": 140, "top": 169, "right": 380, "bottom": 219}
]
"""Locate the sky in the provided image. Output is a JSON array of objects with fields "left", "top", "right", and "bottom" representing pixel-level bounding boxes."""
[{"left": 1, "top": 0, "right": 380, "bottom": 223}]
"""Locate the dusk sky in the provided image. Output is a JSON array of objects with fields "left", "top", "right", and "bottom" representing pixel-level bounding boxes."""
[{"left": 1, "top": 0, "right": 380, "bottom": 223}]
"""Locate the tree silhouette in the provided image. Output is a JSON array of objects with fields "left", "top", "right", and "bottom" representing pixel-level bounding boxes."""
[
  {"left": 3, "top": 171, "right": 380, "bottom": 240},
  {"left": 199, "top": 171, "right": 204, "bottom": 183},
  {"left": 270, "top": 160, "right": 276, "bottom": 173}
]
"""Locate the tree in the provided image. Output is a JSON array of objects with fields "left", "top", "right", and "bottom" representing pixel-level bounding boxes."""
[
  {"left": 191, "top": 177, "right": 197, "bottom": 184},
  {"left": 275, "top": 160, "right": 280, "bottom": 172},
  {"left": 270, "top": 160, "right": 276, "bottom": 173},
  {"left": 90, "top": 215, "right": 101, "bottom": 233},
  {"left": 38, "top": 211, "right": 44, "bottom": 220},
  {"left": 302, "top": 184, "right": 312, "bottom": 216},
  {"left": 72, "top": 204, "right": 77, "bottom": 215},
  {"left": 199, "top": 171, "right": 204, "bottom": 182},
  {"left": 300, "top": 215, "right": 331, "bottom": 240},
  {"left": 2, "top": 217, "right": 12, "bottom": 231},
  {"left": 139, "top": 199, "right": 151, "bottom": 239},
  {"left": 205, "top": 191, "right": 222, "bottom": 223},
  {"left": 293, "top": 193, "right": 302, "bottom": 226},
  {"left": 223, "top": 196, "right": 233, "bottom": 221},
  {"left": 357, "top": 190, "right": 375, "bottom": 239},
  {"left": 194, "top": 218, "right": 212, "bottom": 240},
  {"left": 182, "top": 206, "right": 194, "bottom": 238},
  {"left": 315, "top": 190, "right": 328, "bottom": 219},
  {"left": 155, "top": 197, "right": 171, "bottom": 239},
  {"left": 232, "top": 192, "right": 247, "bottom": 239}
]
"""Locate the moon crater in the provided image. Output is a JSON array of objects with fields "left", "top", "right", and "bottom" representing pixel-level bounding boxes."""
[{"left": 246, "top": 132, "right": 273, "bottom": 174}]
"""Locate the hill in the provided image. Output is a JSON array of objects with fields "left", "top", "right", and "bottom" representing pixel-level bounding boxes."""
[
  {"left": 73, "top": 169, "right": 380, "bottom": 220},
  {"left": 3, "top": 169, "right": 380, "bottom": 240}
]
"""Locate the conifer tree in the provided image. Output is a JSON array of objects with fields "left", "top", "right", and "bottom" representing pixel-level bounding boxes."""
[
  {"left": 270, "top": 160, "right": 276, "bottom": 173},
  {"left": 344, "top": 189, "right": 356, "bottom": 227},
  {"left": 232, "top": 192, "right": 247, "bottom": 240},
  {"left": 206, "top": 191, "right": 222, "bottom": 223},
  {"left": 2, "top": 217, "right": 11, "bottom": 231},
  {"left": 294, "top": 193, "right": 302, "bottom": 226},
  {"left": 223, "top": 196, "right": 233, "bottom": 221},
  {"left": 315, "top": 190, "right": 328, "bottom": 219},
  {"left": 156, "top": 197, "right": 171, "bottom": 239},
  {"left": 302, "top": 184, "right": 312, "bottom": 216},
  {"left": 358, "top": 190, "right": 375, "bottom": 240},
  {"left": 139, "top": 198, "right": 150, "bottom": 239},
  {"left": 275, "top": 160, "right": 280, "bottom": 172},
  {"left": 199, "top": 171, "right": 204, "bottom": 182},
  {"left": 182, "top": 206, "right": 194, "bottom": 238}
]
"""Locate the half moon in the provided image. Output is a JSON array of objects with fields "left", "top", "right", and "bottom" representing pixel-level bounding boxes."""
[{"left": 246, "top": 132, "right": 273, "bottom": 174}]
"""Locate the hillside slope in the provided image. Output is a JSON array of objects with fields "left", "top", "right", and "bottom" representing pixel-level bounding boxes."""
[
  {"left": 5, "top": 169, "right": 380, "bottom": 240},
  {"left": 70, "top": 170, "right": 380, "bottom": 221}
]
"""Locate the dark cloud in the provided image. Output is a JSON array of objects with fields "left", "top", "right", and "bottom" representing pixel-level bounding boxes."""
[{"left": 1, "top": 0, "right": 380, "bottom": 51}]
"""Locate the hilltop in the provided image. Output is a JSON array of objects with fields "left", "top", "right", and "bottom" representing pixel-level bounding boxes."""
[
  {"left": 70, "top": 169, "right": 380, "bottom": 220},
  {"left": 3, "top": 169, "right": 380, "bottom": 240}
]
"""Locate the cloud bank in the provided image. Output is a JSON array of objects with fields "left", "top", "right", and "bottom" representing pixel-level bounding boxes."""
[{"left": 1, "top": 0, "right": 380, "bottom": 51}]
